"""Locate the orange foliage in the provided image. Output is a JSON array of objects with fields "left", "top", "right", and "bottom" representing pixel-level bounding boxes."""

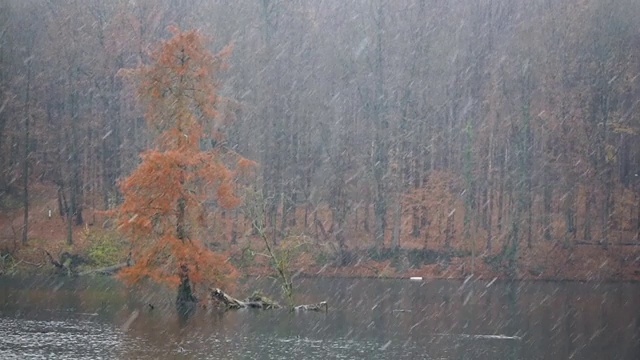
[{"left": 116, "top": 27, "right": 244, "bottom": 294}]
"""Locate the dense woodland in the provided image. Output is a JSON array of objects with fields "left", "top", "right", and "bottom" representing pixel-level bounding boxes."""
[{"left": 1, "top": 0, "right": 639, "bottom": 278}]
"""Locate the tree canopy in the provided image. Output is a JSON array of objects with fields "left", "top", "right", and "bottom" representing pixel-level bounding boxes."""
[{"left": 115, "top": 27, "right": 244, "bottom": 293}]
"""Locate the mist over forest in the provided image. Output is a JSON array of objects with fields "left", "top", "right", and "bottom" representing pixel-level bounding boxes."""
[{"left": 1, "top": 0, "right": 639, "bottom": 281}]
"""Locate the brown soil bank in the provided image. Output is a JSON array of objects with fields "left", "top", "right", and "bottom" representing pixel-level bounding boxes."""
[{"left": 1, "top": 185, "right": 639, "bottom": 282}]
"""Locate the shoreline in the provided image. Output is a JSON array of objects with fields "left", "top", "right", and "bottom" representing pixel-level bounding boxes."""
[{"left": 2, "top": 266, "right": 640, "bottom": 285}]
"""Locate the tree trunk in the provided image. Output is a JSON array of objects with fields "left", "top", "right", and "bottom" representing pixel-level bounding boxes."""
[
  {"left": 66, "top": 201, "right": 73, "bottom": 245},
  {"left": 391, "top": 197, "right": 401, "bottom": 250},
  {"left": 374, "top": 137, "right": 387, "bottom": 251},
  {"left": 526, "top": 181, "right": 533, "bottom": 249},
  {"left": 564, "top": 185, "right": 576, "bottom": 247},
  {"left": 21, "top": 59, "right": 32, "bottom": 245},
  {"left": 602, "top": 177, "right": 612, "bottom": 249},
  {"left": 507, "top": 198, "right": 520, "bottom": 278},
  {"left": 69, "top": 70, "right": 83, "bottom": 228},
  {"left": 636, "top": 188, "right": 640, "bottom": 240},
  {"left": 363, "top": 190, "right": 370, "bottom": 233},
  {"left": 372, "top": 0, "right": 388, "bottom": 253},
  {"left": 497, "top": 147, "right": 506, "bottom": 240},
  {"left": 542, "top": 180, "right": 552, "bottom": 242},
  {"left": 0, "top": 92, "right": 6, "bottom": 194},
  {"left": 231, "top": 209, "right": 238, "bottom": 244},
  {"left": 177, "top": 197, "right": 187, "bottom": 241},
  {"left": 101, "top": 76, "right": 122, "bottom": 209},
  {"left": 584, "top": 186, "right": 592, "bottom": 242},
  {"left": 176, "top": 264, "right": 197, "bottom": 315},
  {"left": 445, "top": 204, "right": 455, "bottom": 250},
  {"left": 411, "top": 203, "right": 420, "bottom": 238}
]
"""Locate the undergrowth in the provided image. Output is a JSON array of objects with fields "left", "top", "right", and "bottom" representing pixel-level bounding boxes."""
[{"left": 84, "top": 227, "right": 128, "bottom": 267}]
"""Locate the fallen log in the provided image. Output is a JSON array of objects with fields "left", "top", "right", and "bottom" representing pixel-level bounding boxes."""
[
  {"left": 211, "top": 288, "right": 281, "bottom": 309},
  {"left": 45, "top": 250, "right": 120, "bottom": 276},
  {"left": 210, "top": 288, "right": 327, "bottom": 312},
  {"left": 45, "top": 250, "right": 77, "bottom": 276},
  {"left": 294, "top": 301, "right": 328, "bottom": 312},
  {"left": 576, "top": 241, "right": 640, "bottom": 246},
  {"left": 44, "top": 250, "right": 65, "bottom": 271},
  {"left": 78, "top": 262, "right": 128, "bottom": 276}
]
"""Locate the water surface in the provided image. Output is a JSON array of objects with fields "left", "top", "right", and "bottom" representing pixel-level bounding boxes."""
[{"left": 1, "top": 276, "right": 638, "bottom": 359}]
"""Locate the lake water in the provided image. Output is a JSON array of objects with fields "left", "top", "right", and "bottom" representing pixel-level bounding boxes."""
[{"left": 0, "top": 276, "right": 638, "bottom": 359}]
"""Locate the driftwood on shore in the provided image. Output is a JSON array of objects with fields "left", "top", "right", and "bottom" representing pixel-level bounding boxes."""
[
  {"left": 44, "top": 250, "right": 65, "bottom": 271},
  {"left": 211, "top": 288, "right": 328, "bottom": 312},
  {"left": 45, "top": 250, "right": 128, "bottom": 276},
  {"left": 45, "top": 250, "right": 90, "bottom": 276},
  {"left": 78, "top": 262, "right": 128, "bottom": 276}
]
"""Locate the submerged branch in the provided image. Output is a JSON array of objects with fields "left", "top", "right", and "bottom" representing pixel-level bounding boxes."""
[{"left": 210, "top": 288, "right": 327, "bottom": 312}]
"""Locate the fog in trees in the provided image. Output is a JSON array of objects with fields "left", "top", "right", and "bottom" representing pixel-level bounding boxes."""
[
  {"left": 3, "top": 0, "right": 638, "bottom": 277},
  {"left": 4, "top": 0, "right": 640, "bottom": 304},
  {"left": 1, "top": 1, "right": 640, "bottom": 359}
]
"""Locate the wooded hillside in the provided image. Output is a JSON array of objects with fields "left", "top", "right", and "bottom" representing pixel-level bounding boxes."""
[{"left": 1, "top": 0, "right": 639, "bottom": 280}]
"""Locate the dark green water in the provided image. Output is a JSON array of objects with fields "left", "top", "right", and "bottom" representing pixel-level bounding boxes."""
[{"left": 0, "top": 276, "right": 638, "bottom": 359}]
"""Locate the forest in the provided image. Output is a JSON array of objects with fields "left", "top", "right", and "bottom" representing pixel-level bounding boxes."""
[{"left": 0, "top": 0, "right": 639, "bottom": 285}]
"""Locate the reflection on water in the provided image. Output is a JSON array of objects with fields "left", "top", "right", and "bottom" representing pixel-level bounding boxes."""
[
  {"left": 0, "top": 276, "right": 638, "bottom": 359},
  {"left": 0, "top": 317, "right": 123, "bottom": 359}
]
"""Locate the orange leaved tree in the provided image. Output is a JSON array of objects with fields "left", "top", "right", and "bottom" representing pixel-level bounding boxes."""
[{"left": 115, "top": 27, "right": 243, "bottom": 312}]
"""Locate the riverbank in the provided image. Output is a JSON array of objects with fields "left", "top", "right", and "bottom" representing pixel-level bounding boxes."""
[
  {"left": 240, "top": 243, "right": 640, "bottom": 283},
  {"left": 3, "top": 228, "right": 640, "bottom": 283},
  {"left": 6, "top": 238, "right": 638, "bottom": 284},
  {"left": 2, "top": 227, "right": 640, "bottom": 283},
  {"left": 1, "top": 184, "right": 639, "bottom": 283}
]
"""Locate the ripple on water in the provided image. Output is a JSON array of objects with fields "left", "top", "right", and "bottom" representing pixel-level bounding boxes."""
[
  {"left": 1, "top": 316, "right": 417, "bottom": 360},
  {"left": 0, "top": 317, "right": 123, "bottom": 360}
]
